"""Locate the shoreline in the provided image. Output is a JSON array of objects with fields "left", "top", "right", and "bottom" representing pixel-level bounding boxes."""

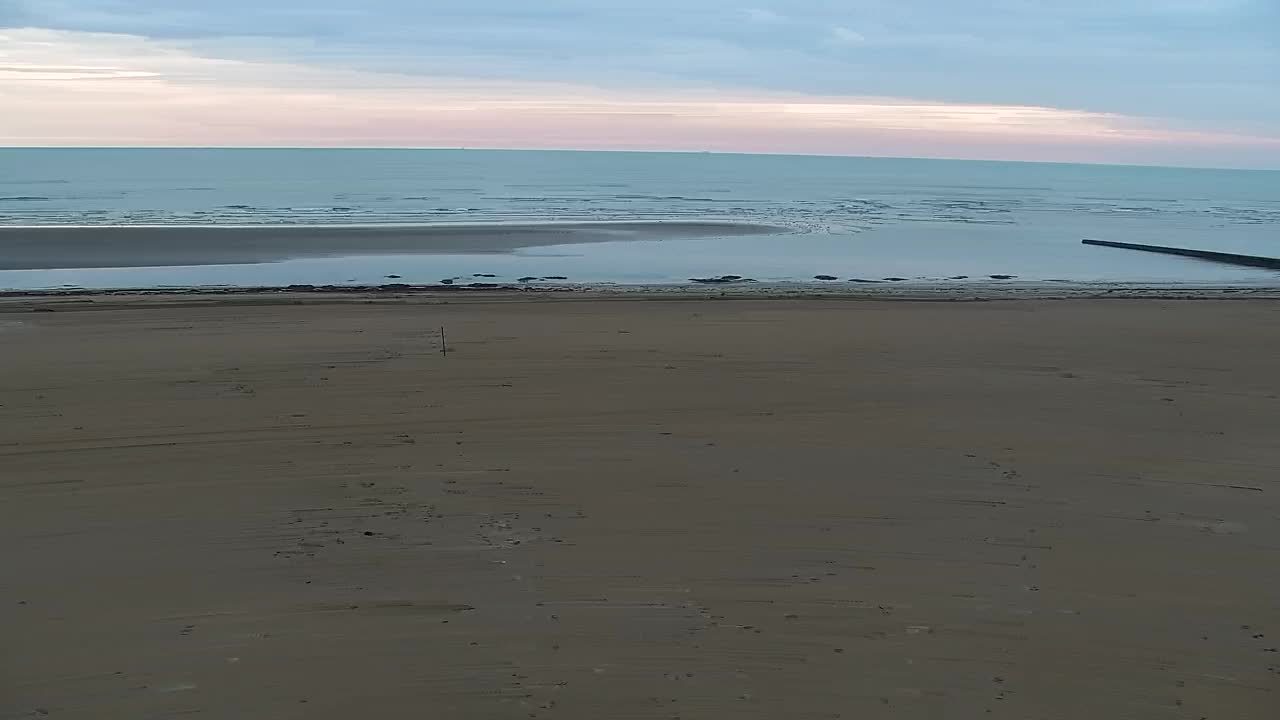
[{"left": 3, "top": 281, "right": 1280, "bottom": 312}]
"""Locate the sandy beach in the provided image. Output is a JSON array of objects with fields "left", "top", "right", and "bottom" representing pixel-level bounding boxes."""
[{"left": 3, "top": 293, "right": 1279, "bottom": 719}]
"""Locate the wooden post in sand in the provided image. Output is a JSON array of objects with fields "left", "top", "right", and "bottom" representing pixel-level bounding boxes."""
[{"left": 441, "top": 326, "right": 448, "bottom": 357}]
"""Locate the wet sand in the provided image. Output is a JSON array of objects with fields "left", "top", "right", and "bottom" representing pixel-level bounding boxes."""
[
  {"left": 3, "top": 295, "right": 1279, "bottom": 718},
  {"left": 0, "top": 221, "right": 782, "bottom": 270}
]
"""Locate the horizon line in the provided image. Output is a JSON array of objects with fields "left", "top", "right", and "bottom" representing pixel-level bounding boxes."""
[{"left": 2, "top": 145, "right": 1277, "bottom": 174}]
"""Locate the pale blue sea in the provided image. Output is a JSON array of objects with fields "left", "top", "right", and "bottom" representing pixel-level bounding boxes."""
[{"left": 2, "top": 148, "right": 1278, "bottom": 290}]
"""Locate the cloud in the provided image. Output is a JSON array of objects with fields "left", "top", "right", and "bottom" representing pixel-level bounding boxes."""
[
  {"left": 0, "top": 63, "right": 159, "bottom": 80},
  {"left": 828, "top": 26, "right": 866, "bottom": 46},
  {"left": 1, "top": 2, "right": 1277, "bottom": 165},
  {"left": 2, "top": 27, "right": 1276, "bottom": 169}
]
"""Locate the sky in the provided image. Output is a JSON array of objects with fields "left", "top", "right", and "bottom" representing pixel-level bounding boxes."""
[{"left": 1, "top": 0, "right": 1278, "bottom": 168}]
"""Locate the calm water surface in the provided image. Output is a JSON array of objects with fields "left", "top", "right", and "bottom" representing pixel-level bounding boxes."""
[{"left": 2, "top": 148, "right": 1278, "bottom": 289}]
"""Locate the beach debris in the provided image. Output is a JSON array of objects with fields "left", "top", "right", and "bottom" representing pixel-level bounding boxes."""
[
  {"left": 689, "top": 275, "right": 755, "bottom": 284},
  {"left": 813, "top": 275, "right": 839, "bottom": 281}
]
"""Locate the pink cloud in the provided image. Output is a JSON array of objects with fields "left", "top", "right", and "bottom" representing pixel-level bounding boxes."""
[{"left": 2, "top": 28, "right": 1276, "bottom": 168}]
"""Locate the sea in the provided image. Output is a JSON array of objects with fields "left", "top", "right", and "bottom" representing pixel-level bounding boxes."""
[{"left": 2, "top": 148, "right": 1278, "bottom": 291}]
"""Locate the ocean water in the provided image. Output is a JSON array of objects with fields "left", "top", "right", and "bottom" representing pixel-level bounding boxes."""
[{"left": 1, "top": 148, "right": 1278, "bottom": 290}]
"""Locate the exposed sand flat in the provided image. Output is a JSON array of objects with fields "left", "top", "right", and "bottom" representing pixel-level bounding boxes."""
[
  {"left": 3, "top": 296, "right": 1279, "bottom": 718},
  {"left": 0, "top": 221, "right": 782, "bottom": 270}
]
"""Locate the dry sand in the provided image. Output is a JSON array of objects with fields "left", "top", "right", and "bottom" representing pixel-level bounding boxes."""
[{"left": 3, "top": 294, "right": 1279, "bottom": 719}]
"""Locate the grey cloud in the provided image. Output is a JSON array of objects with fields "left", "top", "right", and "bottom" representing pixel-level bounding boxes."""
[
  {"left": 4, "top": 0, "right": 1276, "bottom": 134},
  {"left": 0, "top": 0, "right": 30, "bottom": 24}
]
